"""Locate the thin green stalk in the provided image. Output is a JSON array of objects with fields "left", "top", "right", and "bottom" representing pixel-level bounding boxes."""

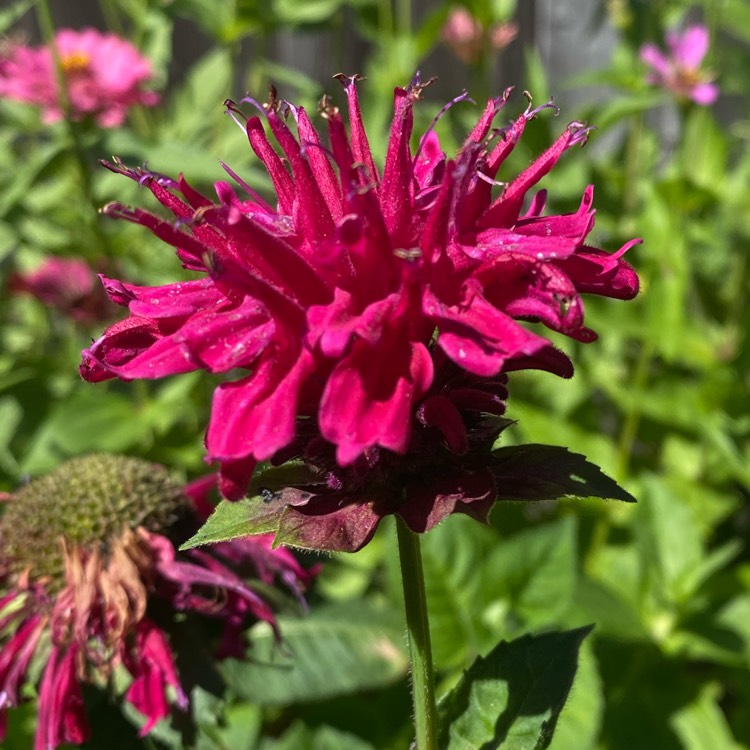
[
  {"left": 98, "top": 0, "right": 125, "bottom": 35},
  {"left": 587, "top": 337, "right": 654, "bottom": 572},
  {"left": 379, "top": 0, "right": 394, "bottom": 36},
  {"left": 36, "top": 0, "right": 104, "bottom": 237},
  {"left": 98, "top": 0, "right": 155, "bottom": 138},
  {"left": 396, "top": 518, "right": 437, "bottom": 750},
  {"left": 395, "top": 0, "right": 412, "bottom": 36},
  {"left": 624, "top": 113, "right": 644, "bottom": 216},
  {"left": 615, "top": 338, "right": 654, "bottom": 482}
]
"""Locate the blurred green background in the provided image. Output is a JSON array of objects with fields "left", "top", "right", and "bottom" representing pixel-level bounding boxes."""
[{"left": 1, "top": 0, "right": 749, "bottom": 748}]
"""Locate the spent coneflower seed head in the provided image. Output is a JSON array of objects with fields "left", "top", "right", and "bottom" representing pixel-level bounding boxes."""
[
  {"left": 0, "top": 454, "right": 317, "bottom": 750},
  {"left": 0, "top": 454, "right": 189, "bottom": 587}
]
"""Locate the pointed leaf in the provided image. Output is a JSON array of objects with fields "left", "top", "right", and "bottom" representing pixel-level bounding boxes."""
[
  {"left": 180, "top": 496, "right": 281, "bottom": 549},
  {"left": 490, "top": 445, "right": 635, "bottom": 503},
  {"left": 439, "top": 626, "right": 593, "bottom": 750},
  {"left": 180, "top": 461, "right": 321, "bottom": 550}
]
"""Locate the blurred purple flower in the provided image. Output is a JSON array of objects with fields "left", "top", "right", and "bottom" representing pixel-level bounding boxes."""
[
  {"left": 0, "top": 28, "right": 159, "bottom": 126},
  {"left": 640, "top": 24, "right": 718, "bottom": 105},
  {"left": 9, "top": 256, "right": 112, "bottom": 324}
]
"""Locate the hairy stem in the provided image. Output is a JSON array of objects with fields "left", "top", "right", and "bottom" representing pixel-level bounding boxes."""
[{"left": 397, "top": 518, "right": 437, "bottom": 750}]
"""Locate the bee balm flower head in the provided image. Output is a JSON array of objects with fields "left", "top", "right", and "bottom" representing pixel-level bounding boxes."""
[
  {"left": 0, "top": 455, "right": 315, "bottom": 749},
  {"left": 81, "top": 76, "right": 639, "bottom": 510}
]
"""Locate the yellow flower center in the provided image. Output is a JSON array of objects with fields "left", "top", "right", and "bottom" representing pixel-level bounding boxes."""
[{"left": 61, "top": 51, "right": 90, "bottom": 74}]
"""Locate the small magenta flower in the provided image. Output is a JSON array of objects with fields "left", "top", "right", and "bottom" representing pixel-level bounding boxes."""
[
  {"left": 640, "top": 24, "right": 718, "bottom": 105},
  {"left": 0, "top": 455, "right": 315, "bottom": 749},
  {"left": 441, "top": 7, "right": 518, "bottom": 64},
  {"left": 0, "top": 28, "right": 159, "bottom": 126},
  {"left": 9, "top": 256, "right": 112, "bottom": 324},
  {"left": 81, "top": 77, "right": 639, "bottom": 502}
]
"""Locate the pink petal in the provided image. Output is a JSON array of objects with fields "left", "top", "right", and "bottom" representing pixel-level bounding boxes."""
[
  {"left": 670, "top": 25, "right": 709, "bottom": 70},
  {"left": 690, "top": 81, "right": 719, "bottom": 105},
  {"left": 640, "top": 43, "right": 670, "bottom": 78},
  {"left": 320, "top": 337, "right": 433, "bottom": 464}
]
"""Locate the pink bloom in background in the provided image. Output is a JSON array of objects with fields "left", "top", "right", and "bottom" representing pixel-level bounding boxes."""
[
  {"left": 640, "top": 24, "right": 718, "bottom": 105},
  {"left": 81, "top": 76, "right": 639, "bottom": 509},
  {"left": 442, "top": 7, "right": 518, "bottom": 64},
  {"left": 0, "top": 27, "right": 159, "bottom": 126},
  {"left": 9, "top": 256, "right": 112, "bottom": 323},
  {"left": 0, "top": 455, "right": 316, "bottom": 748}
]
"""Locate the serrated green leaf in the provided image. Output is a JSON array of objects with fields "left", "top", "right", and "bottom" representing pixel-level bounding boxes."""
[
  {"left": 180, "top": 496, "right": 282, "bottom": 549},
  {"left": 222, "top": 603, "right": 408, "bottom": 705},
  {"left": 180, "top": 461, "right": 322, "bottom": 549},
  {"left": 490, "top": 444, "right": 635, "bottom": 503},
  {"left": 439, "top": 626, "right": 593, "bottom": 750}
]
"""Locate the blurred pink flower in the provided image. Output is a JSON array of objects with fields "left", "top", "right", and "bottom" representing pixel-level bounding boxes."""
[
  {"left": 640, "top": 24, "right": 718, "bottom": 105},
  {"left": 0, "top": 455, "right": 316, "bottom": 748},
  {"left": 442, "top": 7, "right": 517, "bottom": 64},
  {"left": 9, "top": 256, "right": 112, "bottom": 323},
  {"left": 0, "top": 27, "right": 159, "bottom": 126},
  {"left": 80, "top": 77, "right": 639, "bottom": 502}
]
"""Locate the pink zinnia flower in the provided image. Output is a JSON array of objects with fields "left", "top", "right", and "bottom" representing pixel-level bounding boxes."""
[
  {"left": 0, "top": 454, "right": 316, "bottom": 749},
  {"left": 8, "top": 256, "right": 112, "bottom": 323},
  {"left": 640, "top": 24, "right": 718, "bottom": 105},
  {"left": 0, "top": 28, "right": 159, "bottom": 126},
  {"left": 80, "top": 77, "right": 639, "bottom": 503}
]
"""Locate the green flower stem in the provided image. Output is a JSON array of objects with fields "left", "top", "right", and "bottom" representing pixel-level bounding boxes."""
[
  {"left": 395, "top": 0, "right": 412, "bottom": 35},
  {"left": 396, "top": 518, "right": 437, "bottom": 750},
  {"left": 35, "top": 0, "right": 103, "bottom": 234}
]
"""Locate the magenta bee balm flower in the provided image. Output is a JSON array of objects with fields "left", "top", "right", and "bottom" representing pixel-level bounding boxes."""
[
  {"left": 640, "top": 24, "right": 718, "bottom": 105},
  {"left": 81, "top": 77, "right": 639, "bottom": 504},
  {"left": 0, "top": 455, "right": 315, "bottom": 749},
  {"left": 8, "top": 256, "right": 112, "bottom": 324},
  {"left": 0, "top": 27, "right": 159, "bottom": 126}
]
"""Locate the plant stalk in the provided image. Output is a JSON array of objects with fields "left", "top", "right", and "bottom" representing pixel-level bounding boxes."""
[
  {"left": 396, "top": 517, "right": 438, "bottom": 750},
  {"left": 35, "top": 0, "right": 103, "bottom": 233}
]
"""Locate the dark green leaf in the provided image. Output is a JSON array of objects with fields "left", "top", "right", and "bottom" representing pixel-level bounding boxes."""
[
  {"left": 439, "top": 626, "right": 593, "bottom": 750},
  {"left": 490, "top": 444, "right": 635, "bottom": 503}
]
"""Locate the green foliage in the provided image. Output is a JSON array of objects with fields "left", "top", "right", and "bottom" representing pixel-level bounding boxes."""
[
  {"left": 438, "top": 626, "right": 592, "bottom": 749},
  {"left": 0, "top": 0, "right": 748, "bottom": 747},
  {"left": 221, "top": 604, "right": 408, "bottom": 704}
]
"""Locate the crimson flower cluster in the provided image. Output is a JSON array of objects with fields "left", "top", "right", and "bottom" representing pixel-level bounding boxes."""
[{"left": 81, "top": 75, "right": 639, "bottom": 506}]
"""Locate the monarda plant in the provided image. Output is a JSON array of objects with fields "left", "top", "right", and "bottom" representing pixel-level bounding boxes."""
[{"left": 81, "top": 75, "right": 639, "bottom": 748}]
